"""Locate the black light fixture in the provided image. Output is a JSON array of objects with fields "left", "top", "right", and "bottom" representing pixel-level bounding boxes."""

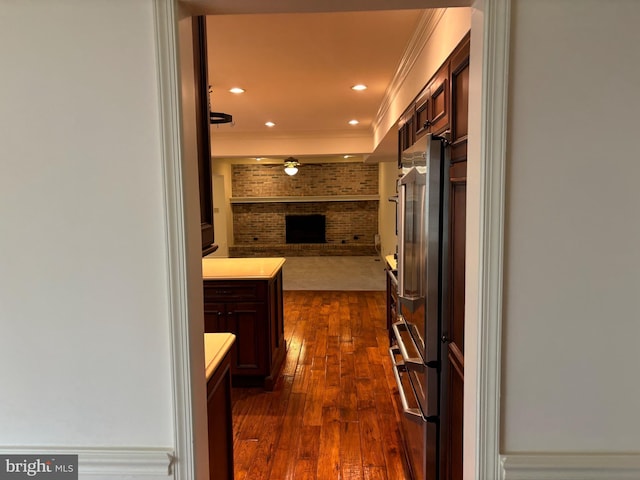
[
  {"left": 283, "top": 157, "right": 300, "bottom": 176},
  {"left": 210, "top": 111, "right": 232, "bottom": 124},
  {"left": 208, "top": 86, "right": 233, "bottom": 125}
]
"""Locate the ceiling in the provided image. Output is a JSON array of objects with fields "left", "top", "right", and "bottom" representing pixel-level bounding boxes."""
[
  {"left": 180, "top": 0, "right": 471, "bottom": 162},
  {"left": 205, "top": 10, "right": 422, "bottom": 135}
]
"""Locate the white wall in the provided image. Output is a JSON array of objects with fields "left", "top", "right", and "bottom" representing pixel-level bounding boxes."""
[
  {"left": 211, "top": 175, "right": 230, "bottom": 256},
  {"left": 0, "top": 0, "right": 173, "bottom": 451},
  {"left": 378, "top": 159, "right": 400, "bottom": 259},
  {"left": 210, "top": 159, "right": 234, "bottom": 257},
  {"left": 463, "top": 2, "right": 484, "bottom": 478},
  {"left": 503, "top": 0, "right": 640, "bottom": 453}
]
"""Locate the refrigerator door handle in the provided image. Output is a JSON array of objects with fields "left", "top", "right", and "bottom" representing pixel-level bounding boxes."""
[{"left": 389, "top": 346, "right": 426, "bottom": 424}]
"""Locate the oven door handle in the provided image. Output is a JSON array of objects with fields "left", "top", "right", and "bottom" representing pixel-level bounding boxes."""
[
  {"left": 392, "top": 321, "right": 424, "bottom": 370},
  {"left": 389, "top": 346, "right": 426, "bottom": 424}
]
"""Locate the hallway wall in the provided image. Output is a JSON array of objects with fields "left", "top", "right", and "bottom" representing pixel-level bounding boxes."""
[
  {"left": 503, "top": 0, "right": 640, "bottom": 453},
  {"left": 0, "top": 0, "right": 174, "bottom": 458}
]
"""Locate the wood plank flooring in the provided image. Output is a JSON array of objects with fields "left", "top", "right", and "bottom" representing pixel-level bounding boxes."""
[{"left": 231, "top": 290, "right": 410, "bottom": 480}]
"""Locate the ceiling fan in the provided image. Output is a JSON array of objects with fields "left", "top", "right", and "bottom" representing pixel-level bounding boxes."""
[{"left": 283, "top": 157, "right": 301, "bottom": 176}]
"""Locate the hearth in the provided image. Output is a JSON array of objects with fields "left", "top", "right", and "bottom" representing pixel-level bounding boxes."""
[{"left": 286, "top": 214, "right": 326, "bottom": 244}]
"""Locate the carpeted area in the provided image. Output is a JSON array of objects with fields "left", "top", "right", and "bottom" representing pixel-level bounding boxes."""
[{"left": 282, "top": 255, "right": 387, "bottom": 291}]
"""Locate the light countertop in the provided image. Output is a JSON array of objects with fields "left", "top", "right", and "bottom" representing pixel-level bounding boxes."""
[
  {"left": 202, "top": 257, "right": 286, "bottom": 280},
  {"left": 204, "top": 333, "right": 236, "bottom": 381},
  {"left": 385, "top": 255, "right": 397, "bottom": 271}
]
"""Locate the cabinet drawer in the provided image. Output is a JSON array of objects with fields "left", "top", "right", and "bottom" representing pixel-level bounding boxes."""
[{"left": 204, "top": 281, "right": 266, "bottom": 301}]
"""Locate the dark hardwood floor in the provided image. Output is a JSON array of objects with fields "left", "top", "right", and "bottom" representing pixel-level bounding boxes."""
[{"left": 231, "top": 290, "right": 410, "bottom": 480}]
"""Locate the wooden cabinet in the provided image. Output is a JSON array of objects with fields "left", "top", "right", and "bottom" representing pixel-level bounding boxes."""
[
  {"left": 440, "top": 32, "right": 469, "bottom": 480},
  {"left": 428, "top": 62, "right": 450, "bottom": 135},
  {"left": 203, "top": 269, "right": 286, "bottom": 390},
  {"left": 398, "top": 108, "right": 416, "bottom": 166},
  {"left": 449, "top": 33, "right": 471, "bottom": 166},
  {"left": 193, "top": 16, "right": 216, "bottom": 256},
  {"left": 206, "top": 347, "right": 234, "bottom": 480},
  {"left": 398, "top": 58, "right": 451, "bottom": 167},
  {"left": 415, "top": 61, "right": 450, "bottom": 139},
  {"left": 385, "top": 260, "right": 398, "bottom": 345},
  {"left": 398, "top": 32, "right": 469, "bottom": 166}
]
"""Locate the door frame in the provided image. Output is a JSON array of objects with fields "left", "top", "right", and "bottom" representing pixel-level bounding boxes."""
[{"left": 153, "top": 0, "right": 510, "bottom": 479}]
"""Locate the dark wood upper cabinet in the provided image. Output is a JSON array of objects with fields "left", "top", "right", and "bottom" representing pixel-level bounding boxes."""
[
  {"left": 399, "top": 32, "right": 470, "bottom": 158},
  {"left": 424, "top": 62, "right": 450, "bottom": 137},
  {"left": 449, "top": 33, "right": 470, "bottom": 165},
  {"left": 397, "top": 107, "right": 416, "bottom": 167},
  {"left": 193, "top": 16, "right": 216, "bottom": 256},
  {"left": 414, "top": 89, "right": 429, "bottom": 139}
]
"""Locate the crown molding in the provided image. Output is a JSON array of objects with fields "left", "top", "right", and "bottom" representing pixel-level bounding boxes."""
[
  {"left": 372, "top": 8, "right": 446, "bottom": 133},
  {"left": 210, "top": 129, "right": 373, "bottom": 141}
]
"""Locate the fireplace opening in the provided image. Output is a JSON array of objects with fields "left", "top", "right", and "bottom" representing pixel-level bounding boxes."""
[{"left": 286, "top": 214, "right": 326, "bottom": 244}]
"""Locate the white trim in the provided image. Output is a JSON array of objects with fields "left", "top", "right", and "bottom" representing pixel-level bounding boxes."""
[
  {"left": 154, "top": 1, "right": 512, "bottom": 480},
  {"left": 501, "top": 454, "right": 640, "bottom": 480},
  {"left": 0, "top": 446, "right": 173, "bottom": 476},
  {"left": 229, "top": 195, "right": 379, "bottom": 203},
  {"left": 476, "top": 0, "right": 510, "bottom": 479},
  {"left": 153, "top": 1, "right": 194, "bottom": 480}
]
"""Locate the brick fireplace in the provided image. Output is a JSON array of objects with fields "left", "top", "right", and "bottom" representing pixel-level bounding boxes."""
[{"left": 229, "top": 162, "right": 380, "bottom": 257}]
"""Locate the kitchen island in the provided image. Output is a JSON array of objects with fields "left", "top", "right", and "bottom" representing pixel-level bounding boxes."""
[
  {"left": 202, "top": 257, "right": 286, "bottom": 390},
  {"left": 204, "top": 333, "right": 235, "bottom": 480}
]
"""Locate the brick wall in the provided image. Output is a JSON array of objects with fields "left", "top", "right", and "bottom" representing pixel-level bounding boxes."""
[{"left": 229, "top": 162, "right": 379, "bottom": 257}]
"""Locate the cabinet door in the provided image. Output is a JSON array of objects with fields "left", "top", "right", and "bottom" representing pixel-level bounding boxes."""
[
  {"left": 440, "top": 32, "right": 469, "bottom": 480},
  {"left": 427, "top": 62, "right": 449, "bottom": 135},
  {"left": 398, "top": 108, "right": 416, "bottom": 166},
  {"left": 193, "top": 16, "right": 215, "bottom": 255},
  {"left": 268, "top": 271, "right": 284, "bottom": 366},
  {"left": 450, "top": 33, "right": 470, "bottom": 165},
  {"left": 204, "top": 302, "right": 226, "bottom": 333},
  {"left": 415, "top": 89, "right": 430, "bottom": 139},
  {"left": 225, "top": 302, "right": 267, "bottom": 375}
]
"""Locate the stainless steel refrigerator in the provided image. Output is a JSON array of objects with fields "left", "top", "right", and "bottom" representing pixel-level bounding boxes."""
[{"left": 390, "top": 133, "right": 449, "bottom": 480}]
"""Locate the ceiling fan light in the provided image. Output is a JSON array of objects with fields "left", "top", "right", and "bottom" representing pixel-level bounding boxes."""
[{"left": 283, "top": 157, "right": 300, "bottom": 176}]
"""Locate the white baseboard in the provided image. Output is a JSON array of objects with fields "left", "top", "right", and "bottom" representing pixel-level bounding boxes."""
[
  {"left": 501, "top": 453, "right": 640, "bottom": 480},
  {"left": 0, "top": 446, "right": 174, "bottom": 478}
]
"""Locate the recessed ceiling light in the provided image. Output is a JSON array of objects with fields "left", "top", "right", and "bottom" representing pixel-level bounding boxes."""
[
  {"left": 229, "top": 87, "right": 245, "bottom": 94},
  {"left": 348, "top": 119, "right": 359, "bottom": 125},
  {"left": 351, "top": 84, "right": 367, "bottom": 91},
  {"left": 265, "top": 121, "right": 275, "bottom": 127},
  {"left": 343, "top": 155, "right": 352, "bottom": 158},
  {"left": 255, "top": 157, "right": 263, "bottom": 161}
]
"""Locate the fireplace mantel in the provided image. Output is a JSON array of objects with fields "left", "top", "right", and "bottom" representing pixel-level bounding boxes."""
[{"left": 230, "top": 195, "right": 379, "bottom": 204}]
